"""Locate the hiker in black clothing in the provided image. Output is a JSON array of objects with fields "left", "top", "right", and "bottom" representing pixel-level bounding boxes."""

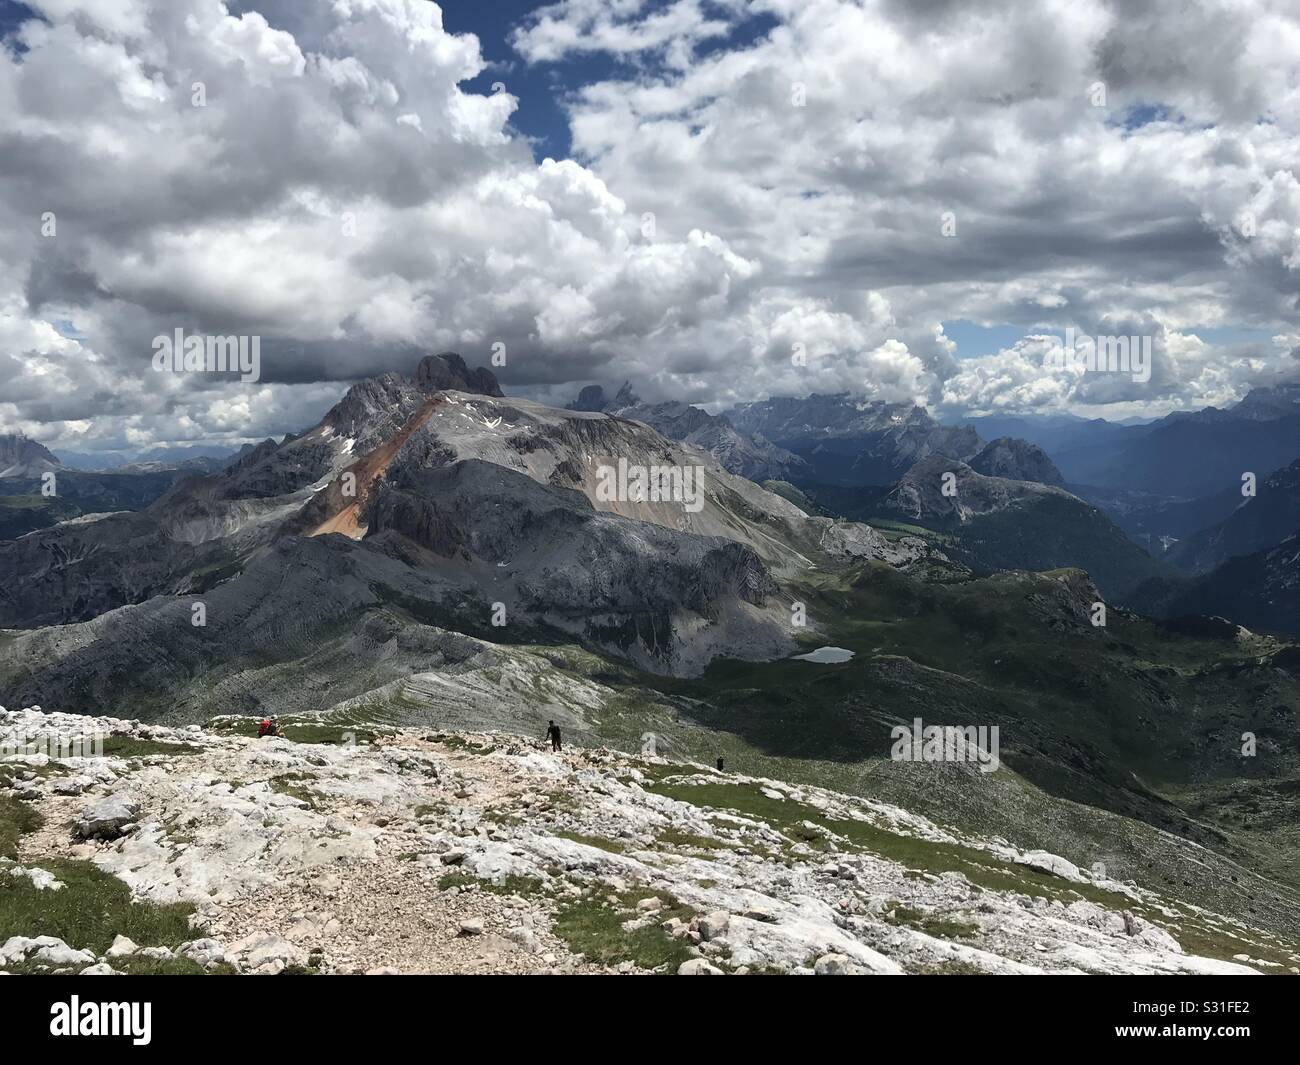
[{"left": 545, "top": 720, "right": 562, "bottom": 752}]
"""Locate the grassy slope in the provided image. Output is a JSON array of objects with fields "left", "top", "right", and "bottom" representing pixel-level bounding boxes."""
[
  {"left": 0, "top": 494, "right": 80, "bottom": 539},
  {"left": 569, "top": 562, "right": 1300, "bottom": 935},
  {"left": 209, "top": 557, "right": 1300, "bottom": 936},
  {"left": 801, "top": 483, "right": 1175, "bottom": 601},
  {"left": 946, "top": 494, "right": 1178, "bottom": 600},
  {"left": 6, "top": 527, "right": 1296, "bottom": 943}
]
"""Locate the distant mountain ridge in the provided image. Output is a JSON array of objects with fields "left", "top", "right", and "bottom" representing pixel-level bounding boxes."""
[
  {"left": 874, "top": 454, "right": 1172, "bottom": 599},
  {"left": 567, "top": 383, "right": 810, "bottom": 482},
  {"left": 1159, "top": 533, "right": 1300, "bottom": 637},
  {"left": 1051, "top": 382, "right": 1300, "bottom": 498},
  {"left": 1168, "top": 459, "right": 1300, "bottom": 574},
  {"left": 1162, "top": 381, "right": 1300, "bottom": 425},
  {"left": 726, "top": 393, "right": 981, "bottom": 486}
]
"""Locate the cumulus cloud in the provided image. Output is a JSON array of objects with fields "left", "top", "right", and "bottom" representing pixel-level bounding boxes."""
[
  {"left": 0, "top": 0, "right": 758, "bottom": 450},
  {"left": 510, "top": 0, "right": 746, "bottom": 69},
  {"left": 0, "top": 0, "right": 1297, "bottom": 456},
  {"left": 556, "top": 0, "right": 1300, "bottom": 411}
]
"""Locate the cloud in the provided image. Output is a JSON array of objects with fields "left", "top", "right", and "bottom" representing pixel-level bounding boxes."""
[
  {"left": 552, "top": 0, "right": 1300, "bottom": 412},
  {"left": 0, "top": 0, "right": 1297, "bottom": 455},
  {"left": 0, "top": 0, "right": 758, "bottom": 450},
  {"left": 510, "top": 0, "right": 745, "bottom": 69},
  {"left": 936, "top": 323, "right": 1285, "bottom": 420}
]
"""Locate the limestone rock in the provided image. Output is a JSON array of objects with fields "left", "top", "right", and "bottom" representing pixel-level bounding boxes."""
[
  {"left": 678, "top": 958, "right": 725, "bottom": 975},
  {"left": 75, "top": 794, "right": 141, "bottom": 841}
]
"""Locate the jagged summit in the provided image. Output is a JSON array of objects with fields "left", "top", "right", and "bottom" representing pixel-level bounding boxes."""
[
  {"left": 725, "top": 393, "right": 981, "bottom": 486},
  {"left": 1230, "top": 380, "right": 1300, "bottom": 421},
  {"left": 566, "top": 381, "right": 639, "bottom": 412},
  {"left": 567, "top": 384, "right": 607, "bottom": 412},
  {"left": 0, "top": 432, "right": 63, "bottom": 478},
  {"left": 414, "top": 351, "right": 504, "bottom": 397},
  {"left": 884, "top": 454, "right": 1073, "bottom": 524}
]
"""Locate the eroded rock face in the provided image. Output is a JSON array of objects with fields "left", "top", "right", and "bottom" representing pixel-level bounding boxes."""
[
  {"left": 0, "top": 358, "right": 498, "bottom": 633},
  {"left": 0, "top": 354, "right": 832, "bottom": 696},
  {"left": 368, "top": 460, "right": 788, "bottom": 674}
]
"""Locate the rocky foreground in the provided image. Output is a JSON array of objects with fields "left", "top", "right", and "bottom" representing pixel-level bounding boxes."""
[{"left": 1, "top": 706, "right": 1293, "bottom": 976}]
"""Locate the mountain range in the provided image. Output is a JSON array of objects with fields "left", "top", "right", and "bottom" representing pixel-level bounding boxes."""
[
  {"left": 569, "top": 383, "right": 809, "bottom": 483},
  {"left": 727, "top": 393, "right": 981, "bottom": 486},
  {"left": 3, "top": 354, "right": 1299, "bottom": 952},
  {"left": 1049, "top": 384, "right": 1300, "bottom": 499}
]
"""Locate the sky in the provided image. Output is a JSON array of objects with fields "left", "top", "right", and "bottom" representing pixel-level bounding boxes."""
[{"left": 0, "top": 0, "right": 1298, "bottom": 457}]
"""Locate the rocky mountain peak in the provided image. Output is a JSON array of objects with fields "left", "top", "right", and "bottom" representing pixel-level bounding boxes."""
[
  {"left": 567, "top": 384, "right": 609, "bottom": 412},
  {"left": 414, "top": 352, "right": 504, "bottom": 397},
  {"left": 611, "top": 381, "right": 640, "bottom": 408},
  {"left": 0, "top": 432, "right": 63, "bottom": 478},
  {"left": 884, "top": 453, "right": 1070, "bottom": 524},
  {"left": 567, "top": 381, "right": 641, "bottom": 412},
  {"left": 968, "top": 437, "right": 1065, "bottom": 486}
]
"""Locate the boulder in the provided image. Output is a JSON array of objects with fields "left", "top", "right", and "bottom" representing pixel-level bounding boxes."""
[
  {"left": 106, "top": 935, "right": 140, "bottom": 958},
  {"left": 2, "top": 936, "right": 97, "bottom": 968},
  {"left": 814, "top": 952, "right": 860, "bottom": 975},
  {"left": 1015, "top": 850, "right": 1083, "bottom": 883},
  {"left": 229, "top": 931, "right": 308, "bottom": 972},
  {"left": 697, "top": 911, "right": 731, "bottom": 942},
  {"left": 661, "top": 918, "right": 689, "bottom": 939},
  {"left": 75, "top": 794, "right": 141, "bottom": 841}
]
